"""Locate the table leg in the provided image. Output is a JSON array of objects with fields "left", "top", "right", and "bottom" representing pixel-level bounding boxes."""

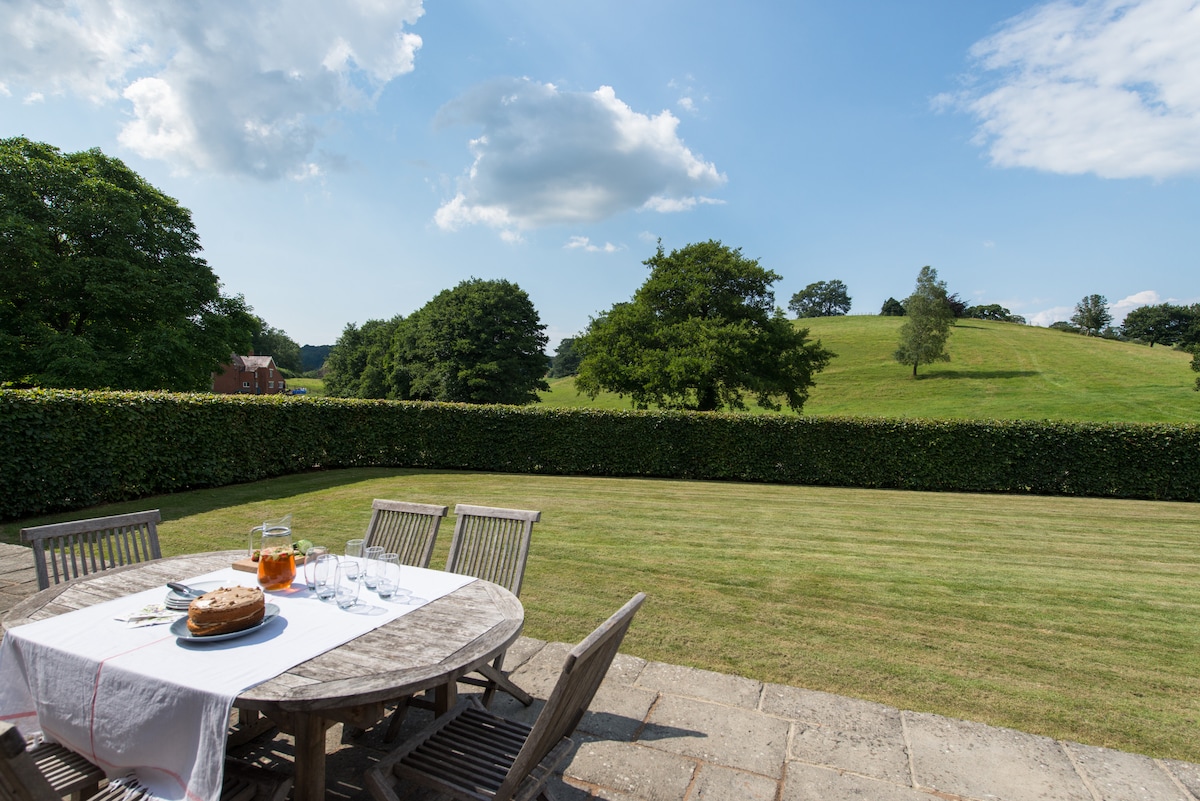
[
  {"left": 292, "top": 714, "right": 330, "bottom": 801},
  {"left": 434, "top": 680, "right": 458, "bottom": 715}
]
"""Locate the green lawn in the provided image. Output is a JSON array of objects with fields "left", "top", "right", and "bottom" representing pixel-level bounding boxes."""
[
  {"left": 6, "top": 468, "right": 1199, "bottom": 762},
  {"left": 541, "top": 317, "right": 1200, "bottom": 423}
]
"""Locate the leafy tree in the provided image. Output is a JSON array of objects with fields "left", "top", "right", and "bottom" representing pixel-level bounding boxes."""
[
  {"left": 1049, "top": 321, "right": 1079, "bottom": 333},
  {"left": 390, "top": 278, "right": 549, "bottom": 404},
  {"left": 944, "top": 292, "right": 969, "bottom": 318},
  {"left": 299, "top": 344, "right": 332, "bottom": 373},
  {"left": 0, "top": 136, "right": 255, "bottom": 390},
  {"left": 1192, "top": 348, "right": 1200, "bottom": 392},
  {"left": 788, "top": 280, "right": 851, "bottom": 318},
  {"left": 548, "top": 337, "right": 583, "bottom": 378},
  {"left": 1121, "top": 303, "right": 1193, "bottom": 347},
  {"left": 893, "top": 266, "right": 954, "bottom": 377},
  {"left": 1070, "top": 294, "right": 1112, "bottom": 336},
  {"left": 250, "top": 317, "right": 302, "bottom": 372},
  {"left": 880, "top": 297, "right": 906, "bottom": 316},
  {"left": 964, "top": 303, "right": 1026, "bottom": 324},
  {"left": 575, "top": 240, "right": 834, "bottom": 412},
  {"left": 322, "top": 316, "right": 401, "bottom": 398}
]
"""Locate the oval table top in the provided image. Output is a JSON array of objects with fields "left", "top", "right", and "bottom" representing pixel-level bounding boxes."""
[{"left": 3, "top": 550, "right": 525, "bottom": 713}]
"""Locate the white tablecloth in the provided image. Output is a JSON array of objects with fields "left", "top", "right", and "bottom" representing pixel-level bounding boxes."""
[{"left": 0, "top": 561, "right": 472, "bottom": 801}]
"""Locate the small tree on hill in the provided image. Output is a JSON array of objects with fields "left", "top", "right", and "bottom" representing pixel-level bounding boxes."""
[
  {"left": 880, "top": 297, "right": 905, "bottom": 316},
  {"left": 1071, "top": 294, "right": 1112, "bottom": 336},
  {"left": 788, "top": 280, "right": 851, "bottom": 317},
  {"left": 1121, "top": 303, "right": 1193, "bottom": 347},
  {"left": 893, "top": 266, "right": 954, "bottom": 377}
]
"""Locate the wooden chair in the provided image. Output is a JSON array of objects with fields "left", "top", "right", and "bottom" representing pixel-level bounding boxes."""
[
  {"left": 1, "top": 722, "right": 291, "bottom": 801},
  {"left": 362, "top": 499, "right": 448, "bottom": 567},
  {"left": 443, "top": 504, "right": 541, "bottom": 707},
  {"left": 366, "top": 593, "right": 646, "bottom": 801},
  {"left": 381, "top": 504, "right": 540, "bottom": 742},
  {"left": 20, "top": 510, "right": 163, "bottom": 591}
]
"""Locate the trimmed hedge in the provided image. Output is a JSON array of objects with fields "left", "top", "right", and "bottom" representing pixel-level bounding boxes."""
[{"left": 2, "top": 389, "right": 1198, "bottom": 520}]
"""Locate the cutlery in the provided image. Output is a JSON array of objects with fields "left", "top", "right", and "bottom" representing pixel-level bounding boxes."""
[{"left": 167, "top": 582, "right": 205, "bottom": 598}]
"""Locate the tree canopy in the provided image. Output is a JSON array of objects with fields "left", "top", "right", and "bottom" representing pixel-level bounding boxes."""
[
  {"left": 0, "top": 136, "right": 255, "bottom": 390},
  {"left": 575, "top": 240, "right": 834, "bottom": 412},
  {"left": 1071, "top": 294, "right": 1112, "bottom": 336},
  {"left": 964, "top": 303, "right": 1026, "bottom": 324},
  {"left": 893, "top": 266, "right": 954, "bottom": 377},
  {"left": 1120, "top": 303, "right": 1194, "bottom": 347},
  {"left": 392, "top": 278, "right": 549, "bottom": 404},
  {"left": 548, "top": 337, "right": 582, "bottom": 378},
  {"left": 788, "top": 280, "right": 851, "bottom": 318},
  {"left": 323, "top": 316, "right": 402, "bottom": 398},
  {"left": 880, "top": 297, "right": 906, "bottom": 316},
  {"left": 251, "top": 317, "right": 302, "bottom": 372}
]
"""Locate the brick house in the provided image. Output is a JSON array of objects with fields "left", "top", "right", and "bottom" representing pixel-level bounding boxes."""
[{"left": 211, "top": 355, "right": 287, "bottom": 395}]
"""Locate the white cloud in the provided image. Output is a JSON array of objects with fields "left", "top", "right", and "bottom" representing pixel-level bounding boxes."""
[
  {"left": 565, "top": 236, "right": 622, "bottom": 253},
  {"left": 433, "top": 78, "right": 726, "bottom": 239},
  {"left": 953, "top": 0, "right": 1200, "bottom": 179},
  {"left": 1028, "top": 305, "right": 1076, "bottom": 327},
  {"left": 1110, "top": 289, "right": 1160, "bottom": 323},
  {"left": 0, "top": 0, "right": 424, "bottom": 179}
]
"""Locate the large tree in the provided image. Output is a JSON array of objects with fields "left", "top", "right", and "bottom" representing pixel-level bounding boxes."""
[
  {"left": 788, "top": 280, "right": 851, "bottom": 318},
  {"left": 575, "top": 240, "right": 834, "bottom": 412},
  {"left": 322, "top": 316, "right": 402, "bottom": 398},
  {"left": 390, "top": 278, "right": 549, "bottom": 405},
  {"left": 1121, "top": 303, "right": 1193, "bottom": 347},
  {"left": 548, "top": 336, "right": 583, "bottom": 378},
  {"left": 1070, "top": 294, "right": 1112, "bottom": 336},
  {"left": 0, "top": 137, "right": 255, "bottom": 390},
  {"left": 893, "top": 266, "right": 954, "bottom": 377}
]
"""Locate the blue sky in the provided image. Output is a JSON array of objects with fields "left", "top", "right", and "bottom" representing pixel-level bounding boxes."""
[{"left": 3, "top": 0, "right": 1198, "bottom": 349}]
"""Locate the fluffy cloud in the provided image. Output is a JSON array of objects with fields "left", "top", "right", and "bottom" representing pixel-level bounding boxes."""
[
  {"left": 951, "top": 0, "right": 1200, "bottom": 179},
  {"left": 0, "top": 0, "right": 424, "bottom": 179},
  {"left": 433, "top": 78, "right": 725, "bottom": 238}
]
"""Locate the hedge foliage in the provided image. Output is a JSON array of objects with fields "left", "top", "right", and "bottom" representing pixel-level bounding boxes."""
[{"left": 2, "top": 389, "right": 1198, "bottom": 520}]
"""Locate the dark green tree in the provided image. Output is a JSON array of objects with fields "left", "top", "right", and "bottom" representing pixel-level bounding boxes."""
[
  {"left": 0, "top": 136, "right": 255, "bottom": 390},
  {"left": 1070, "top": 294, "right": 1112, "bottom": 336},
  {"left": 1120, "top": 303, "right": 1193, "bottom": 347},
  {"left": 880, "top": 297, "right": 906, "bottom": 316},
  {"left": 964, "top": 303, "right": 1026, "bottom": 323},
  {"left": 788, "top": 280, "right": 851, "bottom": 317},
  {"left": 893, "top": 266, "right": 954, "bottom": 377},
  {"left": 390, "top": 278, "right": 549, "bottom": 404},
  {"left": 1192, "top": 348, "right": 1200, "bottom": 392},
  {"left": 575, "top": 240, "right": 833, "bottom": 412},
  {"left": 250, "top": 317, "right": 302, "bottom": 372},
  {"left": 322, "top": 316, "right": 402, "bottom": 398},
  {"left": 548, "top": 336, "right": 583, "bottom": 378}
]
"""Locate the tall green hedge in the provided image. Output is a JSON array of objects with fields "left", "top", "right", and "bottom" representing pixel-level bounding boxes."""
[{"left": 2, "top": 389, "right": 1197, "bottom": 520}]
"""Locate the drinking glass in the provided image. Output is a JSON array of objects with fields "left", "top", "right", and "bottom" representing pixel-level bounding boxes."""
[
  {"left": 375, "top": 553, "right": 408, "bottom": 601},
  {"left": 303, "top": 545, "right": 329, "bottom": 590},
  {"left": 333, "top": 562, "right": 360, "bottom": 610},
  {"left": 363, "top": 545, "right": 385, "bottom": 589},
  {"left": 345, "top": 538, "right": 364, "bottom": 559},
  {"left": 313, "top": 554, "right": 338, "bottom": 602}
]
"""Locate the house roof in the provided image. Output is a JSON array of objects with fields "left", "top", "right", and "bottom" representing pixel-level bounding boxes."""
[{"left": 231, "top": 355, "right": 276, "bottom": 371}]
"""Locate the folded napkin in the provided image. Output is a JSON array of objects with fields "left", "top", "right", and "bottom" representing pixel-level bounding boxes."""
[{"left": 115, "top": 604, "right": 185, "bottom": 628}]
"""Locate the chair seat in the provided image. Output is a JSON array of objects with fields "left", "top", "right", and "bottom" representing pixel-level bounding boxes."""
[
  {"left": 28, "top": 740, "right": 104, "bottom": 798},
  {"left": 372, "top": 699, "right": 573, "bottom": 801}
]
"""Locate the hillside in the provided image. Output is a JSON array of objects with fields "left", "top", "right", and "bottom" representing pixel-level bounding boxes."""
[{"left": 540, "top": 316, "right": 1199, "bottom": 424}]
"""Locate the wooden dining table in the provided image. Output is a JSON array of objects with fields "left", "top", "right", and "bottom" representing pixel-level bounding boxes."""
[{"left": 2, "top": 550, "right": 525, "bottom": 801}]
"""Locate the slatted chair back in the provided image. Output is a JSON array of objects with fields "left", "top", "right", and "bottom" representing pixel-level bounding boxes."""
[
  {"left": 21, "top": 510, "right": 163, "bottom": 591},
  {"left": 495, "top": 592, "right": 645, "bottom": 800},
  {"left": 0, "top": 722, "right": 61, "bottom": 801},
  {"left": 443, "top": 504, "right": 540, "bottom": 597},
  {"left": 363, "top": 500, "right": 448, "bottom": 568}
]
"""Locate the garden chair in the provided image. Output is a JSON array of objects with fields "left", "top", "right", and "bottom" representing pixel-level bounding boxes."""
[
  {"left": 1, "top": 722, "right": 292, "bottom": 801},
  {"left": 21, "top": 510, "right": 163, "bottom": 591},
  {"left": 382, "top": 504, "right": 540, "bottom": 742},
  {"left": 365, "top": 593, "right": 646, "bottom": 801},
  {"left": 362, "top": 499, "right": 448, "bottom": 567}
]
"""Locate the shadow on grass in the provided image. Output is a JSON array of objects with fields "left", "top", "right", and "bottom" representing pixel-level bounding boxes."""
[
  {"left": 916, "top": 369, "right": 1040, "bottom": 380},
  {"left": 0, "top": 467, "right": 467, "bottom": 541}
]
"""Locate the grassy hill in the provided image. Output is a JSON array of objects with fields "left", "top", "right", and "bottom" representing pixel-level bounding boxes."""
[{"left": 541, "top": 316, "right": 1199, "bottom": 424}]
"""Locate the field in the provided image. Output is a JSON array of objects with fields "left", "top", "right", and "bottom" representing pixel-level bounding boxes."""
[
  {"left": 541, "top": 317, "right": 1199, "bottom": 423},
  {"left": 5, "top": 468, "right": 1200, "bottom": 763}
]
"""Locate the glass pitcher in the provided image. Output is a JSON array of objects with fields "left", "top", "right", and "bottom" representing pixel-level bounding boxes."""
[{"left": 253, "top": 517, "right": 296, "bottom": 591}]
